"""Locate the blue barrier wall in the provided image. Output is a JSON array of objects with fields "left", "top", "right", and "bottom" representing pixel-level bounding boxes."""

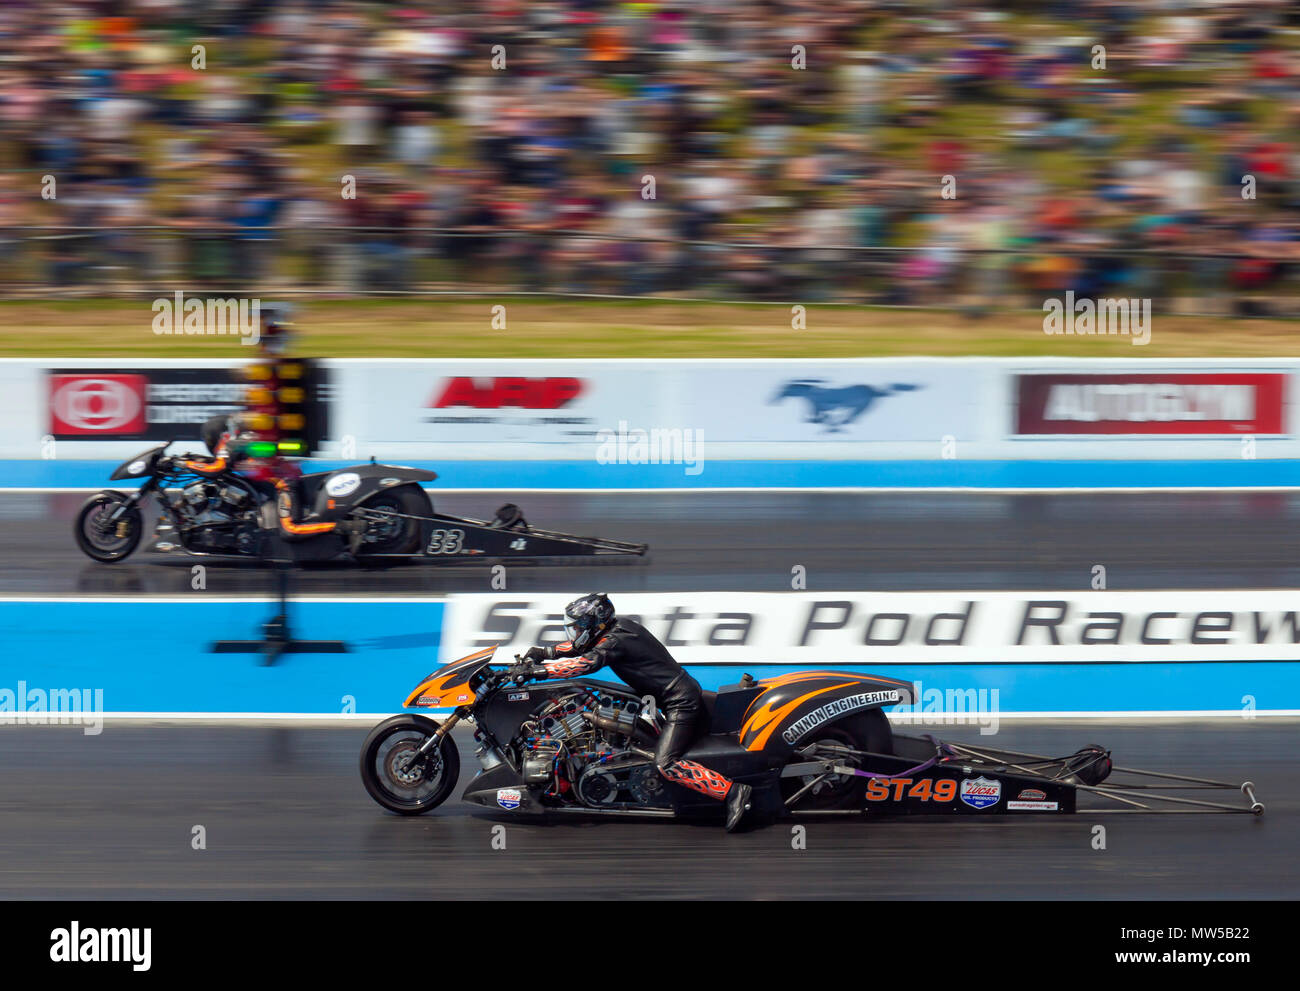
[
  {"left": 2, "top": 600, "right": 1295, "bottom": 715},
  {"left": 0, "top": 600, "right": 444, "bottom": 714},
  {"left": 7, "top": 459, "right": 1300, "bottom": 490},
  {"left": 685, "top": 663, "right": 1296, "bottom": 715}
]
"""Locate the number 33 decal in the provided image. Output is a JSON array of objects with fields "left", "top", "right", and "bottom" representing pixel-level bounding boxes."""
[{"left": 426, "top": 528, "right": 465, "bottom": 554}]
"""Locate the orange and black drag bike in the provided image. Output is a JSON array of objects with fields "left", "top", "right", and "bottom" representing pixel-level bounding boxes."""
[
  {"left": 361, "top": 647, "right": 1263, "bottom": 825},
  {"left": 360, "top": 646, "right": 907, "bottom": 822}
]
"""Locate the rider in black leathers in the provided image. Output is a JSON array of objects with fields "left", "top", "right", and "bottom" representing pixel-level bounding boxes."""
[{"left": 513, "top": 592, "right": 754, "bottom": 831}]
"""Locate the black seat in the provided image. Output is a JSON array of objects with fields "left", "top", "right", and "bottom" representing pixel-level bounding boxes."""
[
  {"left": 705, "top": 682, "right": 765, "bottom": 735},
  {"left": 491, "top": 503, "right": 526, "bottom": 529}
]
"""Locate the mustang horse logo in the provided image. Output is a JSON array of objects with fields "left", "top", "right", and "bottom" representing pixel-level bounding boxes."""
[{"left": 770, "top": 380, "right": 920, "bottom": 433}]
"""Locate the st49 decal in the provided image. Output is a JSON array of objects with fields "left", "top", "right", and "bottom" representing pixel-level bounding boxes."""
[{"left": 864, "top": 777, "right": 959, "bottom": 803}]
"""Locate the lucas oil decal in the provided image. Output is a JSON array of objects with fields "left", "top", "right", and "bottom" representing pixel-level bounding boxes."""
[
  {"left": 960, "top": 776, "right": 1001, "bottom": 809},
  {"left": 496, "top": 788, "right": 522, "bottom": 811},
  {"left": 781, "top": 690, "right": 901, "bottom": 744}
]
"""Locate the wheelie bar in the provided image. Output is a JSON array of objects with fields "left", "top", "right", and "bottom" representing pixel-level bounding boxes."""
[{"left": 1241, "top": 781, "right": 1265, "bottom": 815}]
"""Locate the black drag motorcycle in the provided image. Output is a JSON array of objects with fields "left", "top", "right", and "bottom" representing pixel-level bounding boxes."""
[
  {"left": 75, "top": 443, "right": 647, "bottom": 564},
  {"left": 360, "top": 648, "right": 1265, "bottom": 825}
]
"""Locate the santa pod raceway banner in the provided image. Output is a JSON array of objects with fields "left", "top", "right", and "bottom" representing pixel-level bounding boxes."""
[
  {"left": 438, "top": 591, "right": 1300, "bottom": 666},
  {"left": 437, "top": 591, "right": 1300, "bottom": 715}
]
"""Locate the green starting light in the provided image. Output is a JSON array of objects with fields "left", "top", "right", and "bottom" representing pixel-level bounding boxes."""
[{"left": 247, "top": 441, "right": 277, "bottom": 458}]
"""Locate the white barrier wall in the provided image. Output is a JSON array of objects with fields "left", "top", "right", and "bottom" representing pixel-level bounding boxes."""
[
  {"left": 2, "top": 357, "right": 1297, "bottom": 462},
  {"left": 438, "top": 591, "right": 1300, "bottom": 666},
  {"left": 329, "top": 357, "right": 986, "bottom": 461}
]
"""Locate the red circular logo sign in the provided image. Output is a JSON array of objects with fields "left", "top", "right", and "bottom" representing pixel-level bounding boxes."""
[{"left": 49, "top": 374, "right": 148, "bottom": 435}]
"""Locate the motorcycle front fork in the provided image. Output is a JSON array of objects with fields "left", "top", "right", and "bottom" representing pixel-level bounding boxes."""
[
  {"left": 102, "top": 488, "right": 151, "bottom": 536},
  {"left": 399, "top": 709, "right": 464, "bottom": 773}
]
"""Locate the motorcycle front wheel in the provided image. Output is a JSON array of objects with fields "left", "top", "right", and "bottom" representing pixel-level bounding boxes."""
[
  {"left": 74, "top": 492, "right": 143, "bottom": 563},
  {"left": 360, "top": 714, "right": 461, "bottom": 815}
]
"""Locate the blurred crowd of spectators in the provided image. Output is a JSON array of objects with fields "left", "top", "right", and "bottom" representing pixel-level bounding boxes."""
[{"left": 3, "top": 0, "right": 1300, "bottom": 314}]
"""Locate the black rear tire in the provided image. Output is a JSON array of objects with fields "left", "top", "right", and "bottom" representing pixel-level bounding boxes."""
[
  {"left": 74, "top": 492, "right": 143, "bottom": 563},
  {"left": 781, "top": 709, "right": 893, "bottom": 811},
  {"left": 360, "top": 714, "right": 461, "bottom": 815},
  {"left": 355, "top": 486, "right": 429, "bottom": 556}
]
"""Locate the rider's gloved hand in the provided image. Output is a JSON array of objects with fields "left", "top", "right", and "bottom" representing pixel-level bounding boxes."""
[
  {"left": 507, "top": 661, "right": 547, "bottom": 685},
  {"left": 522, "top": 646, "right": 550, "bottom": 663}
]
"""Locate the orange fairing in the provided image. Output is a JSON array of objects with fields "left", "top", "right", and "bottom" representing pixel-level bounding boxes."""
[
  {"left": 737, "top": 670, "right": 913, "bottom": 752},
  {"left": 404, "top": 647, "right": 496, "bottom": 709},
  {"left": 739, "top": 681, "right": 856, "bottom": 752}
]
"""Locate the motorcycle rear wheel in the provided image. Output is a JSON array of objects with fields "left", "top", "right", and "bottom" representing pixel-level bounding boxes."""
[
  {"left": 360, "top": 714, "right": 461, "bottom": 815},
  {"left": 781, "top": 709, "right": 893, "bottom": 811},
  {"left": 354, "top": 487, "right": 428, "bottom": 557}
]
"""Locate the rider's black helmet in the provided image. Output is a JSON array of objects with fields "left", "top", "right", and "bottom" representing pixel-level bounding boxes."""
[{"left": 563, "top": 593, "right": 615, "bottom": 653}]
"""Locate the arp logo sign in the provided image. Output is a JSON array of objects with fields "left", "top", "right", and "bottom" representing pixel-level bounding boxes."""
[
  {"left": 429, "top": 377, "right": 583, "bottom": 410},
  {"left": 49, "top": 374, "right": 148, "bottom": 435}
]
